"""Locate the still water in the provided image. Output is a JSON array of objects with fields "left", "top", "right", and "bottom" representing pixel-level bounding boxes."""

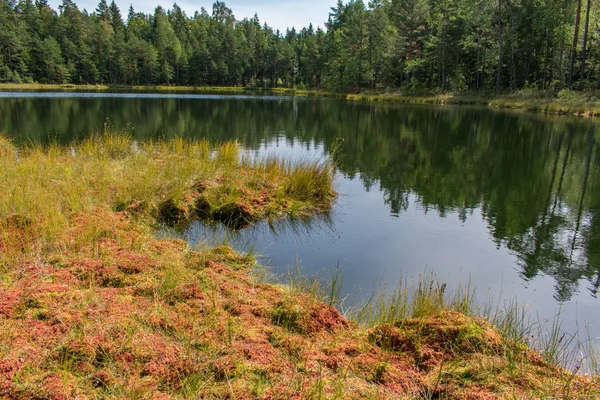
[{"left": 1, "top": 91, "right": 599, "bottom": 353}]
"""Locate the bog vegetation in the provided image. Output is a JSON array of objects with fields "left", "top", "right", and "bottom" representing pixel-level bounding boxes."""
[
  {"left": 0, "top": 132, "right": 335, "bottom": 236},
  {"left": 0, "top": 133, "right": 598, "bottom": 398},
  {"left": 0, "top": 0, "right": 599, "bottom": 93}
]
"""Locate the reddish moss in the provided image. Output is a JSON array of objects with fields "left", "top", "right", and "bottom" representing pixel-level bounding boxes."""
[
  {"left": 306, "top": 302, "right": 351, "bottom": 334},
  {"left": 0, "top": 209, "right": 597, "bottom": 399},
  {"left": 368, "top": 323, "right": 415, "bottom": 353},
  {"left": 211, "top": 356, "right": 239, "bottom": 381}
]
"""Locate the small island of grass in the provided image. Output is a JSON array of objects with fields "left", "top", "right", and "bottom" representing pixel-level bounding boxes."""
[{"left": 0, "top": 134, "right": 598, "bottom": 399}]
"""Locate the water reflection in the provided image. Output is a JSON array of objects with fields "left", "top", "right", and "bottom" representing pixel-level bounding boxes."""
[
  {"left": 328, "top": 110, "right": 600, "bottom": 302},
  {"left": 164, "top": 211, "right": 338, "bottom": 259}
]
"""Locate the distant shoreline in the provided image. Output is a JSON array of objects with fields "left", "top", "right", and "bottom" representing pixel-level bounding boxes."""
[{"left": 1, "top": 83, "right": 599, "bottom": 118}]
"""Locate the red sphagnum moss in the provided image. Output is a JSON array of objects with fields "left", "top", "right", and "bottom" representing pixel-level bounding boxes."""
[{"left": 1, "top": 208, "right": 598, "bottom": 399}]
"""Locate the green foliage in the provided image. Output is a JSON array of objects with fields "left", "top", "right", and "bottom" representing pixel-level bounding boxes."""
[{"left": 0, "top": 0, "right": 597, "bottom": 90}]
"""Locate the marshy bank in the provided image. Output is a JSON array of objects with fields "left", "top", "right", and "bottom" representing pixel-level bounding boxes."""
[
  {"left": 0, "top": 133, "right": 598, "bottom": 399},
  {"left": 347, "top": 89, "right": 600, "bottom": 118},
  {"left": 0, "top": 84, "right": 343, "bottom": 100},
  {"left": 2, "top": 84, "right": 600, "bottom": 118}
]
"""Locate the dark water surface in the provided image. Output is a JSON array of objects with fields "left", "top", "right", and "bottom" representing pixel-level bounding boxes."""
[{"left": 1, "top": 92, "right": 599, "bottom": 352}]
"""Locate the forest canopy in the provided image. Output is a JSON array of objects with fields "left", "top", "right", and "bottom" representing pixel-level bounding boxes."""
[{"left": 0, "top": 0, "right": 598, "bottom": 92}]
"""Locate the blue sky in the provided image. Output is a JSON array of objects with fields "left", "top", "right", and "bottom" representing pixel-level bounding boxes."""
[{"left": 48, "top": 0, "right": 336, "bottom": 32}]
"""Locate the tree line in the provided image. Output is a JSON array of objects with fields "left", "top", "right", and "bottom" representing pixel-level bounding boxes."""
[{"left": 0, "top": 0, "right": 599, "bottom": 92}]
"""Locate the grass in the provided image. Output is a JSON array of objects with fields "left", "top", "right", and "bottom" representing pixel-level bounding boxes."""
[
  {"left": 0, "top": 83, "right": 111, "bottom": 91},
  {"left": 0, "top": 131, "right": 334, "bottom": 239},
  {"left": 0, "top": 132, "right": 598, "bottom": 398},
  {"left": 348, "top": 88, "right": 600, "bottom": 118},
  {"left": 283, "top": 269, "right": 600, "bottom": 397},
  {"left": 0, "top": 83, "right": 343, "bottom": 98},
  {"left": 0, "top": 83, "right": 246, "bottom": 92}
]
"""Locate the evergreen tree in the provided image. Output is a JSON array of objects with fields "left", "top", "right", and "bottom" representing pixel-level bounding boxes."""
[
  {"left": 95, "top": 0, "right": 108, "bottom": 21},
  {"left": 0, "top": 0, "right": 597, "bottom": 91},
  {"left": 152, "top": 6, "right": 181, "bottom": 84}
]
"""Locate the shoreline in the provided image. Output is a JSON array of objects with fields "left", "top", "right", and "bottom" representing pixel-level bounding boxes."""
[
  {"left": 1, "top": 83, "right": 599, "bottom": 118},
  {"left": 347, "top": 91, "right": 600, "bottom": 118},
  {"left": 0, "top": 133, "right": 598, "bottom": 398},
  {"left": 0, "top": 83, "right": 343, "bottom": 99}
]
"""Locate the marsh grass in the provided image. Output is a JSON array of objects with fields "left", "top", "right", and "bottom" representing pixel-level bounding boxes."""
[
  {"left": 280, "top": 262, "right": 345, "bottom": 309},
  {"left": 350, "top": 274, "right": 475, "bottom": 327},
  {"left": 348, "top": 272, "right": 599, "bottom": 376},
  {"left": 281, "top": 264, "right": 599, "bottom": 379},
  {"left": 0, "top": 83, "right": 344, "bottom": 99},
  {"left": 0, "top": 131, "right": 335, "bottom": 254},
  {"left": 348, "top": 89, "right": 600, "bottom": 117},
  {"left": 265, "top": 267, "right": 598, "bottom": 397}
]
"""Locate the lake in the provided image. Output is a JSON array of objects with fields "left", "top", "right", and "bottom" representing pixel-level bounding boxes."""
[{"left": 1, "top": 91, "right": 599, "bottom": 355}]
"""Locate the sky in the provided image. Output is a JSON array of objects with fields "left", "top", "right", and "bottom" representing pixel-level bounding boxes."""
[{"left": 48, "top": 0, "right": 336, "bottom": 32}]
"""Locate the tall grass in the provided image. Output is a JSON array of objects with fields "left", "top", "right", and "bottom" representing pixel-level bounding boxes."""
[
  {"left": 351, "top": 274, "right": 475, "bottom": 327},
  {"left": 274, "top": 264, "right": 599, "bottom": 395},
  {"left": 0, "top": 131, "right": 336, "bottom": 257},
  {"left": 283, "top": 160, "right": 335, "bottom": 204},
  {"left": 277, "top": 261, "right": 344, "bottom": 309},
  {"left": 347, "top": 272, "right": 599, "bottom": 375}
]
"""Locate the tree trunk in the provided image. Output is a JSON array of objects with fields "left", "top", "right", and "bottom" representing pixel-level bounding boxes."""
[
  {"left": 542, "top": 134, "right": 564, "bottom": 225},
  {"left": 542, "top": 29, "right": 549, "bottom": 89},
  {"left": 558, "top": 0, "right": 569, "bottom": 86},
  {"left": 552, "top": 131, "right": 574, "bottom": 215},
  {"left": 579, "top": 0, "right": 592, "bottom": 84},
  {"left": 525, "top": 24, "right": 535, "bottom": 87},
  {"left": 496, "top": 0, "right": 503, "bottom": 93},
  {"left": 509, "top": 0, "right": 516, "bottom": 90},
  {"left": 568, "top": 0, "right": 582, "bottom": 88},
  {"left": 476, "top": 37, "right": 482, "bottom": 90}
]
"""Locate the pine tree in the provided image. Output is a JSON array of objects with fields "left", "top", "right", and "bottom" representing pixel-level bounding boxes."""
[{"left": 95, "top": 0, "right": 108, "bottom": 20}]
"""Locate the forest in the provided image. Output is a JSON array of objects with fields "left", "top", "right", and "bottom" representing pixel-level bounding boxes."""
[{"left": 0, "top": 0, "right": 599, "bottom": 92}]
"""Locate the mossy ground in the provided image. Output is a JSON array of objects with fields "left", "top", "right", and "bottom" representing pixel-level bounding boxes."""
[{"left": 0, "top": 134, "right": 598, "bottom": 399}]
